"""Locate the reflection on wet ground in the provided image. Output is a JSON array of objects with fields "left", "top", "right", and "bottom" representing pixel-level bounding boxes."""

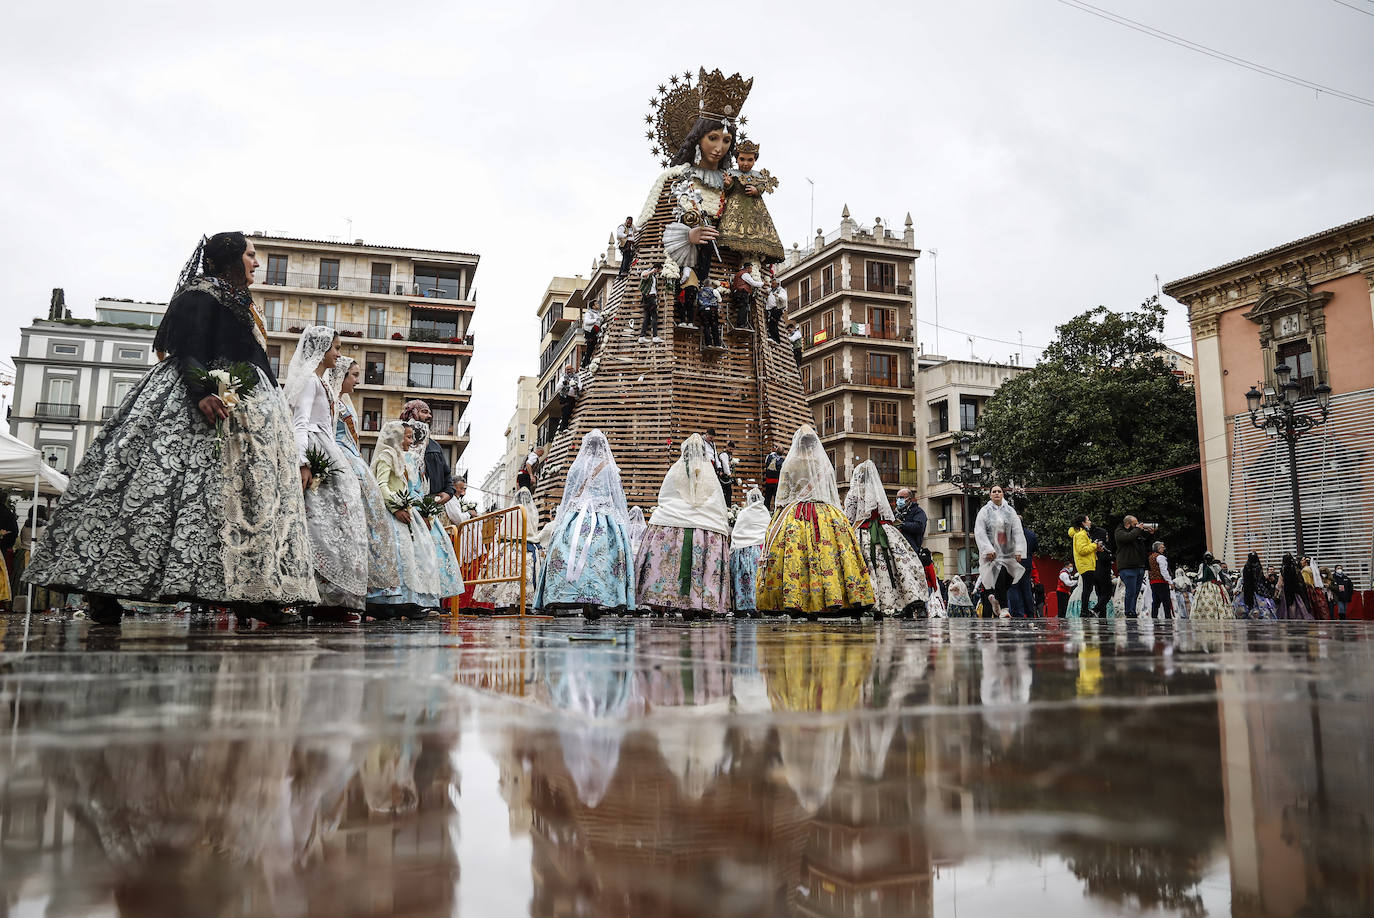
[{"left": 1, "top": 615, "right": 1371, "bottom": 917}]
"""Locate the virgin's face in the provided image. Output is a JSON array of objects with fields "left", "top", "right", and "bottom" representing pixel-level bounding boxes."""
[
  {"left": 698, "top": 128, "right": 731, "bottom": 168},
  {"left": 342, "top": 363, "right": 360, "bottom": 394},
  {"left": 319, "top": 336, "right": 341, "bottom": 370},
  {"left": 242, "top": 241, "right": 260, "bottom": 282}
]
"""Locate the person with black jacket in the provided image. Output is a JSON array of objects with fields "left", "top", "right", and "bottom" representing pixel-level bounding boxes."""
[
  {"left": 1330, "top": 565, "right": 1355, "bottom": 620},
  {"left": 894, "top": 488, "right": 927, "bottom": 551},
  {"left": 1113, "top": 515, "right": 1156, "bottom": 618}
]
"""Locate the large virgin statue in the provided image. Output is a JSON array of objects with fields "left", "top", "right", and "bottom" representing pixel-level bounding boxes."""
[{"left": 534, "top": 68, "right": 809, "bottom": 517}]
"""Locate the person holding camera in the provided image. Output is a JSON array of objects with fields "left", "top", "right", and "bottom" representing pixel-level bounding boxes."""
[{"left": 1114, "top": 515, "right": 1157, "bottom": 619}]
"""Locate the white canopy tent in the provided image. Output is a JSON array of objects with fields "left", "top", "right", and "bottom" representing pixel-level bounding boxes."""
[{"left": 0, "top": 429, "right": 68, "bottom": 620}]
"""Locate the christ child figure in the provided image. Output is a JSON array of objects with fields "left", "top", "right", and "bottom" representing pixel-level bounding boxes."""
[{"left": 719, "top": 139, "right": 784, "bottom": 265}]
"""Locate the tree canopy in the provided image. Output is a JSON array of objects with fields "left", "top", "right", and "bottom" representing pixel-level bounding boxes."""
[{"left": 975, "top": 297, "right": 1204, "bottom": 562}]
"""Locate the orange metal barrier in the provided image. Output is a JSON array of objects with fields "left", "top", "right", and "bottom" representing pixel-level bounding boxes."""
[{"left": 448, "top": 506, "right": 538, "bottom": 616}]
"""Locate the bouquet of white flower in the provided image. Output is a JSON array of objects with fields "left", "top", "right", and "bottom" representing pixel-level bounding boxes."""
[
  {"left": 186, "top": 362, "right": 260, "bottom": 456},
  {"left": 304, "top": 445, "right": 338, "bottom": 492}
]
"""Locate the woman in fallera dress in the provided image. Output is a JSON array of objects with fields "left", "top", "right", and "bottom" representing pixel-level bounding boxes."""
[
  {"left": 1273, "top": 552, "right": 1312, "bottom": 620},
  {"left": 756, "top": 425, "right": 873, "bottom": 619},
  {"left": 1189, "top": 552, "right": 1233, "bottom": 620},
  {"left": 23, "top": 232, "right": 316, "bottom": 625},
  {"left": 636, "top": 434, "right": 731, "bottom": 618},
  {"left": 536, "top": 429, "right": 637, "bottom": 618},
  {"left": 1232, "top": 551, "right": 1277, "bottom": 620},
  {"left": 323, "top": 356, "right": 400, "bottom": 609},
  {"left": 286, "top": 326, "right": 369, "bottom": 617},
  {"left": 369, "top": 421, "right": 440, "bottom": 619},
  {"left": 843, "top": 460, "right": 928, "bottom": 619},
  {"left": 729, "top": 486, "right": 770, "bottom": 616}
]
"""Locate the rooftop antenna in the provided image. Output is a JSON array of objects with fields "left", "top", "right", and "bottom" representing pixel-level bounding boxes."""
[
  {"left": 928, "top": 248, "right": 940, "bottom": 354},
  {"left": 805, "top": 178, "right": 815, "bottom": 248},
  {"left": 344, "top": 217, "right": 353, "bottom": 240}
]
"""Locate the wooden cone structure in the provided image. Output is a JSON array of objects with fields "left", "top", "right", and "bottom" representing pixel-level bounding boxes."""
[{"left": 535, "top": 184, "right": 810, "bottom": 517}]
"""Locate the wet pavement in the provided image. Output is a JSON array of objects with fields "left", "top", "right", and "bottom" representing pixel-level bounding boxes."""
[{"left": 1, "top": 614, "right": 1371, "bottom": 917}]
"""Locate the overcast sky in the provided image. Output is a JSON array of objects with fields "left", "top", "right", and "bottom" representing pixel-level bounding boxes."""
[{"left": 2, "top": 0, "right": 1370, "bottom": 482}]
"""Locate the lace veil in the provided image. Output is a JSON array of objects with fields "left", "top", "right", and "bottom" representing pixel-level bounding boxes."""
[
  {"left": 730, "top": 486, "right": 770, "bottom": 551},
  {"left": 514, "top": 486, "right": 538, "bottom": 542},
  {"left": 627, "top": 506, "right": 647, "bottom": 543},
  {"left": 843, "top": 460, "right": 894, "bottom": 524},
  {"left": 648, "top": 434, "right": 729, "bottom": 535},
  {"left": 284, "top": 325, "right": 337, "bottom": 407},
  {"left": 322, "top": 355, "right": 357, "bottom": 422},
  {"left": 557, "top": 430, "right": 630, "bottom": 527},
  {"left": 373, "top": 420, "right": 411, "bottom": 483},
  {"left": 775, "top": 425, "right": 842, "bottom": 509}
]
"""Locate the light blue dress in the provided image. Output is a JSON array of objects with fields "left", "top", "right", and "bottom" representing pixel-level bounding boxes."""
[
  {"left": 730, "top": 545, "right": 763, "bottom": 612},
  {"left": 405, "top": 451, "right": 464, "bottom": 599},
  {"left": 536, "top": 510, "right": 637, "bottom": 612}
]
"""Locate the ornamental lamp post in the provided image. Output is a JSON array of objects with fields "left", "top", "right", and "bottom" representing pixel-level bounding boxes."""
[
  {"left": 946, "top": 433, "right": 994, "bottom": 577},
  {"left": 1245, "top": 363, "right": 1331, "bottom": 557}
]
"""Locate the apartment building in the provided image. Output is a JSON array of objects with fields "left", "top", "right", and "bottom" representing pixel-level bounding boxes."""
[
  {"left": 9, "top": 294, "right": 166, "bottom": 474},
  {"left": 249, "top": 234, "right": 478, "bottom": 468},
  {"left": 532, "top": 266, "right": 610, "bottom": 448},
  {"left": 496, "top": 375, "right": 539, "bottom": 500},
  {"left": 918, "top": 355, "right": 1028, "bottom": 577},
  {"left": 777, "top": 207, "right": 920, "bottom": 497}
]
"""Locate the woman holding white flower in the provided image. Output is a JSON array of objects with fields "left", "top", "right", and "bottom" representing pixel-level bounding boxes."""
[
  {"left": 286, "top": 326, "right": 369, "bottom": 617},
  {"left": 24, "top": 232, "right": 317, "bottom": 625}
]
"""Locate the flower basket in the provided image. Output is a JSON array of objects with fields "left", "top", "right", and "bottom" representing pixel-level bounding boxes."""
[{"left": 287, "top": 325, "right": 305, "bottom": 334}]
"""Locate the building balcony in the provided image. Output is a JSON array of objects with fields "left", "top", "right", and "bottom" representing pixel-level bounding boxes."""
[
  {"left": 540, "top": 325, "right": 584, "bottom": 376},
  {"left": 35, "top": 402, "right": 79, "bottom": 420},
  {"left": 802, "top": 321, "right": 914, "bottom": 353},
  {"left": 265, "top": 316, "right": 474, "bottom": 349},
  {"left": 256, "top": 272, "right": 475, "bottom": 303},
  {"left": 102, "top": 405, "right": 118, "bottom": 420},
  {"left": 792, "top": 280, "right": 912, "bottom": 313},
  {"left": 931, "top": 517, "right": 968, "bottom": 536},
  {"left": 818, "top": 417, "right": 913, "bottom": 440},
  {"left": 356, "top": 371, "right": 472, "bottom": 398},
  {"left": 926, "top": 419, "right": 977, "bottom": 439}
]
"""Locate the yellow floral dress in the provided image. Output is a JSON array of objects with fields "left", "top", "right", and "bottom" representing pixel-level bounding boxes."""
[{"left": 757, "top": 501, "right": 874, "bottom": 615}]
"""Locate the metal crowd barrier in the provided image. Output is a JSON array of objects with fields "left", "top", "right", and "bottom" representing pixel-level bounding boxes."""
[{"left": 448, "top": 505, "right": 539, "bottom": 617}]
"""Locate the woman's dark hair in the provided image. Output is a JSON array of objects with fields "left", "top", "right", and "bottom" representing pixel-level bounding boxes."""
[
  {"left": 202, "top": 232, "right": 250, "bottom": 288},
  {"left": 670, "top": 117, "right": 736, "bottom": 168},
  {"left": 1072, "top": 514, "right": 1089, "bottom": 530},
  {"left": 1281, "top": 552, "right": 1303, "bottom": 604}
]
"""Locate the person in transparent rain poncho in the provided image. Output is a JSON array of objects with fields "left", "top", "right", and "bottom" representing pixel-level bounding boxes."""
[
  {"left": 635, "top": 433, "right": 732, "bottom": 618},
  {"left": 626, "top": 506, "right": 648, "bottom": 561},
  {"left": 323, "top": 356, "right": 400, "bottom": 607},
  {"left": 973, "top": 484, "right": 1026, "bottom": 619},
  {"left": 729, "top": 486, "right": 771, "bottom": 616},
  {"left": 286, "top": 326, "right": 369, "bottom": 617},
  {"left": 473, "top": 487, "right": 540, "bottom": 612},
  {"left": 536, "top": 430, "right": 637, "bottom": 618},
  {"left": 369, "top": 421, "right": 440, "bottom": 619},
  {"left": 843, "top": 460, "right": 930, "bottom": 619},
  {"left": 757, "top": 425, "right": 873, "bottom": 618}
]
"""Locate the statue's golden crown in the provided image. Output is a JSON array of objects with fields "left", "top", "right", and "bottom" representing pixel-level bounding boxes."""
[
  {"left": 734, "top": 138, "right": 760, "bottom": 157},
  {"left": 698, "top": 68, "right": 752, "bottom": 121}
]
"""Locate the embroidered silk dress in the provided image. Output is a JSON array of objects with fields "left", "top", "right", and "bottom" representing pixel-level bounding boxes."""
[
  {"left": 843, "top": 461, "right": 929, "bottom": 618},
  {"left": 24, "top": 278, "right": 317, "bottom": 610},
  {"left": 729, "top": 487, "right": 770, "bottom": 613},
  {"left": 757, "top": 426, "right": 873, "bottom": 616}
]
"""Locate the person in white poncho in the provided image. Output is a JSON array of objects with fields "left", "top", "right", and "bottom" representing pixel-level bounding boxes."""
[
  {"left": 729, "top": 486, "right": 771, "bottom": 615},
  {"left": 973, "top": 484, "right": 1026, "bottom": 619}
]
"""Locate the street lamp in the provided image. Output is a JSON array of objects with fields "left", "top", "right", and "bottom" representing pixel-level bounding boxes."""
[
  {"left": 1245, "top": 363, "right": 1331, "bottom": 556},
  {"left": 945, "top": 433, "right": 994, "bottom": 576}
]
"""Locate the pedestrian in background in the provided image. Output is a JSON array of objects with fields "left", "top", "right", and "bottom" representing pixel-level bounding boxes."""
[
  {"left": 1147, "top": 540, "right": 1173, "bottom": 619},
  {"left": 1331, "top": 564, "right": 1354, "bottom": 620},
  {"left": 1069, "top": 515, "right": 1107, "bottom": 618},
  {"left": 1113, "top": 515, "right": 1156, "bottom": 618}
]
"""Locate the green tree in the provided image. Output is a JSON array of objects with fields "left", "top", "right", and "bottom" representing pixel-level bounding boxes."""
[{"left": 974, "top": 297, "right": 1204, "bottom": 562}]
